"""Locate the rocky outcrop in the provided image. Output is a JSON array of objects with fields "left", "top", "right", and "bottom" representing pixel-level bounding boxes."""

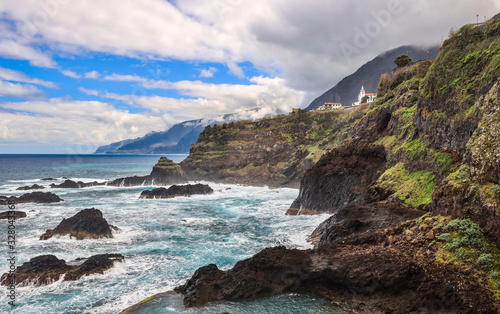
[
  {"left": 40, "top": 208, "right": 118, "bottom": 240},
  {"left": 0, "top": 254, "right": 124, "bottom": 287},
  {"left": 309, "top": 202, "right": 424, "bottom": 246},
  {"left": 0, "top": 192, "right": 63, "bottom": 205},
  {"left": 0, "top": 211, "right": 26, "bottom": 219},
  {"left": 287, "top": 141, "right": 386, "bottom": 215},
  {"left": 175, "top": 215, "right": 498, "bottom": 313},
  {"left": 139, "top": 184, "right": 213, "bottom": 199},
  {"left": 16, "top": 184, "right": 44, "bottom": 190},
  {"left": 108, "top": 157, "right": 188, "bottom": 187},
  {"left": 50, "top": 179, "right": 106, "bottom": 188},
  {"left": 180, "top": 109, "right": 367, "bottom": 188}
]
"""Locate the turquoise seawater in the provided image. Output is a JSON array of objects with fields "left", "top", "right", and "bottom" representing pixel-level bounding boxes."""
[{"left": 0, "top": 155, "right": 341, "bottom": 313}]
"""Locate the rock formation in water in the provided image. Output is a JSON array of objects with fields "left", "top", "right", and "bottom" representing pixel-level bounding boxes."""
[
  {"left": 108, "top": 157, "right": 188, "bottom": 187},
  {"left": 0, "top": 254, "right": 124, "bottom": 287},
  {"left": 16, "top": 184, "right": 45, "bottom": 190},
  {"left": 49, "top": 179, "right": 106, "bottom": 188},
  {"left": 0, "top": 211, "right": 26, "bottom": 219},
  {"left": 40, "top": 208, "right": 118, "bottom": 240},
  {"left": 139, "top": 184, "right": 214, "bottom": 199},
  {"left": 0, "top": 192, "right": 63, "bottom": 205}
]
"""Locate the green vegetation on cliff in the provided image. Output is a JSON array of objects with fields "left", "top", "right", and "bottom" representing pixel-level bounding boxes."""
[{"left": 181, "top": 106, "right": 367, "bottom": 187}]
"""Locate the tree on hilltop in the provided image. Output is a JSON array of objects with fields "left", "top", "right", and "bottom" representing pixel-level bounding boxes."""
[{"left": 394, "top": 54, "right": 414, "bottom": 68}]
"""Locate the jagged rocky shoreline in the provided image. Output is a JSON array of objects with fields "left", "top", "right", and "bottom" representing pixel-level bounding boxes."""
[{"left": 132, "top": 18, "right": 500, "bottom": 313}]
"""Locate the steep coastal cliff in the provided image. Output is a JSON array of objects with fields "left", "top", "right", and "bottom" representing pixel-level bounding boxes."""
[
  {"left": 172, "top": 18, "right": 500, "bottom": 313},
  {"left": 181, "top": 108, "right": 367, "bottom": 188}
]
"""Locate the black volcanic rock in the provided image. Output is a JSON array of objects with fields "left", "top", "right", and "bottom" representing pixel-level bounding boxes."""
[
  {"left": 40, "top": 208, "right": 117, "bottom": 240},
  {"left": 16, "top": 184, "right": 44, "bottom": 190},
  {"left": 0, "top": 192, "right": 63, "bottom": 205},
  {"left": 287, "top": 140, "right": 386, "bottom": 215},
  {"left": 50, "top": 179, "right": 105, "bottom": 188},
  {"left": 40, "top": 178, "right": 55, "bottom": 181},
  {"left": 139, "top": 184, "right": 214, "bottom": 199},
  {"left": 108, "top": 157, "right": 188, "bottom": 187},
  {"left": 0, "top": 254, "right": 124, "bottom": 287},
  {"left": 175, "top": 223, "right": 498, "bottom": 313},
  {"left": 0, "top": 211, "right": 26, "bottom": 219},
  {"left": 309, "top": 202, "right": 424, "bottom": 246}
]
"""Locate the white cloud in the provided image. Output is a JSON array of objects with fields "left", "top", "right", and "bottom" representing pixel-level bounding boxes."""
[
  {"left": 198, "top": 67, "right": 217, "bottom": 78},
  {"left": 84, "top": 71, "right": 100, "bottom": 79},
  {"left": 0, "top": 0, "right": 498, "bottom": 101},
  {"left": 60, "top": 70, "right": 82, "bottom": 79},
  {"left": 0, "top": 98, "right": 169, "bottom": 144},
  {"left": 79, "top": 75, "right": 305, "bottom": 121},
  {"left": 0, "top": 80, "right": 46, "bottom": 99},
  {"left": 0, "top": 66, "right": 57, "bottom": 88},
  {"left": 78, "top": 87, "right": 100, "bottom": 96},
  {"left": 102, "top": 74, "right": 147, "bottom": 82},
  {"left": 0, "top": 40, "right": 57, "bottom": 68}
]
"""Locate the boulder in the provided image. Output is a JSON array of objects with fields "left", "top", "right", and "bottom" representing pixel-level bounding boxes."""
[
  {"left": 16, "top": 184, "right": 44, "bottom": 190},
  {"left": 0, "top": 192, "right": 63, "bottom": 205},
  {"left": 40, "top": 208, "right": 118, "bottom": 240},
  {"left": 139, "top": 184, "right": 214, "bottom": 199},
  {"left": 0, "top": 254, "right": 124, "bottom": 286}
]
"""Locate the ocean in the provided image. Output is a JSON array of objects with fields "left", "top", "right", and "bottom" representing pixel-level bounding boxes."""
[{"left": 0, "top": 154, "right": 342, "bottom": 313}]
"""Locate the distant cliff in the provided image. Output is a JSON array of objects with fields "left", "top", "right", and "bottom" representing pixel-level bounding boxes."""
[
  {"left": 95, "top": 119, "right": 205, "bottom": 154},
  {"left": 181, "top": 108, "right": 367, "bottom": 188},
  {"left": 305, "top": 45, "right": 439, "bottom": 110}
]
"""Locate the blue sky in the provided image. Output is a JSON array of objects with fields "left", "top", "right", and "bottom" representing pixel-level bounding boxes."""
[{"left": 0, "top": 0, "right": 498, "bottom": 153}]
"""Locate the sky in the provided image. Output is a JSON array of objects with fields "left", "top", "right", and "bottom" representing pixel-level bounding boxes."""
[{"left": 0, "top": 0, "right": 498, "bottom": 154}]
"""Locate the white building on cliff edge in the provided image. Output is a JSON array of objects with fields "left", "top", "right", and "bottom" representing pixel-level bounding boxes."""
[
  {"left": 317, "top": 102, "right": 342, "bottom": 110},
  {"left": 353, "top": 86, "right": 377, "bottom": 106}
]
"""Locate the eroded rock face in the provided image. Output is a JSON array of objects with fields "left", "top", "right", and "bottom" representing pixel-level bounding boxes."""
[
  {"left": 139, "top": 184, "right": 214, "bottom": 199},
  {"left": 0, "top": 192, "right": 63, "bottom": 205},
  {"left": 309, "top": 202, "right": 424, "bottom": 246},
  {"left": 287, "top": 141, "right": 386, "bottom": 215},
  {"left": 40, "top": 208, "right": 118, "bottom": 240},
  {"left": 0, "top": 254, "right": 124, "bottom": 287},
  {"left": 108, "top": 157, "right": 188, "bottom": 187}
]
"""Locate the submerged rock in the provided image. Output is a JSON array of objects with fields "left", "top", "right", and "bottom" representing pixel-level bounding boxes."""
[
  {"left": 16, "top": 184, "right": 44, "bottom": 190},
  {"left": 50, "top": 179, "right": 106, "bottom": 188},
  {"left": 40, "top": 208, "right": 118, "bottom": 240},
  {"left": 108, "top": 157, "right": 188, "bottom": 187},
  {"left": 0, "top": 192, "right": 63, "bottom": 205},
  {"left": 139, "top": 184, "right": 214, "bottom": 199},
  {"left": 0, "top": 254, "right": 124, "bottom": 287},
  {"left": 0, "top": 211, "right": 27, "bottom": 219}
]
